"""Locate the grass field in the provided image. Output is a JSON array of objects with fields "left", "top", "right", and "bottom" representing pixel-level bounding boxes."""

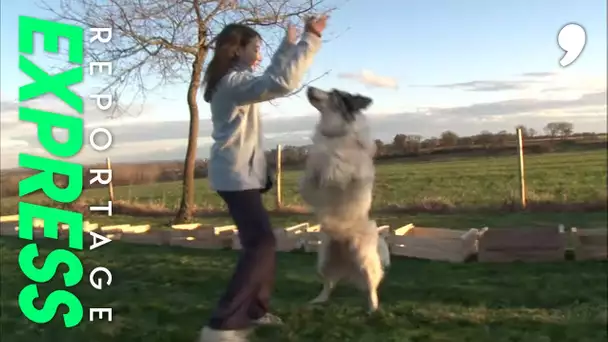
[
  {"left": 1, "top": 237, "right": 606, "bottom": 342},
  {"left": 1, "top": 150, "right": 606, "bottom": 215},
  {"left": 1, "top": 150, "right": 607, "bottom": 341}
]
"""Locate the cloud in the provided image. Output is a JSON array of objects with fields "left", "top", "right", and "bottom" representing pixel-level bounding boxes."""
[
  {"left": 520, "top": 71, "right": 556, "bottom": 78},
  {"left": 425, "top": 90, "right": 606, "bottom": 117},
  {"left": 2, "top": 71, "right": 605, "bottom": 170},
  {"left": 337, "top": 69, "right": 399, "bottom": 89},
  {"left": 424, "top": 70, "right": 605, "bottom": 96},
  {"left": 432, "top": 80, "right": 530, "bottom": 92}
]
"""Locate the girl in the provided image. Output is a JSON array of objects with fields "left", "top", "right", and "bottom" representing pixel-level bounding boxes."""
[{"left": 199, "top": 16, "right": 328, "bottom": 342}]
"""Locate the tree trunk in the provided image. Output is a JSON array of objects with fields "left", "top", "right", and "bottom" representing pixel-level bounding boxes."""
[{"left": 174, "top": 46, "right": 208, "bottom": 224}]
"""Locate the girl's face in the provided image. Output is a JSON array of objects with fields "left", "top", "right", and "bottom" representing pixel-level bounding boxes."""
[{"left": 238, "top": 37, "right": 262, "bottom": 69}]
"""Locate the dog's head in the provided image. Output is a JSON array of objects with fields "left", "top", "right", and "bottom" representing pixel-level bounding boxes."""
[
  {"left": 306, "top": 87, "right": 375, "bottom": 152},
  {"left": 307, "top": 86, "right": 373, "bottom": 123}
]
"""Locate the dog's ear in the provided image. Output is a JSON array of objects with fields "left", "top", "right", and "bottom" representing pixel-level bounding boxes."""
[
  {"left": 337, "top": 91, "right": 373, "bottom": 113},
  {"left": 349, "top": 94, "right": 373, "bottom": 112}
]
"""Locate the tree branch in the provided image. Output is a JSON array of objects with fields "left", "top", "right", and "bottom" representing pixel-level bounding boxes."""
[{"left": 38, "top": 0, "right": 335, "bottom": 118}]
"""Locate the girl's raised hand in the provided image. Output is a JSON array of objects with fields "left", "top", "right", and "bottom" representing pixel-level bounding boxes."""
[{"left": 305, "top": 15, "right": 329, "bottom": 37}]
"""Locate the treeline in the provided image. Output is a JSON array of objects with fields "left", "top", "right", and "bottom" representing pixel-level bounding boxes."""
[{"left": 1, "top": 122, "right": 606, "bottom": 198}]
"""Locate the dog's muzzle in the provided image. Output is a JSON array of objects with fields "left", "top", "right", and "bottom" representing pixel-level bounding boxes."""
[{"left": 307, "top": 86, "right": 323, "bottom": 102}]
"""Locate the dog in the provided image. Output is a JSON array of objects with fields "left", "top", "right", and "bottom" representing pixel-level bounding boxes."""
[{"left": 299, "top": 86, "right": 390, "bottom": 312}]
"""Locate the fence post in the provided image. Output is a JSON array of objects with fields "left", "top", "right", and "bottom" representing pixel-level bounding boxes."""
[
  {"left": 275, "top": 144, "right": 282, "bottom": 209},
  {"left": 516, "top": 128, "right": 527, "bottom": 209},
  {"left": 106, "top": 157, "right": 115, "bottom": 202}
]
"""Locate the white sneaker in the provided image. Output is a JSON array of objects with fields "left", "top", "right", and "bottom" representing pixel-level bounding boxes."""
[
  {"left": 252, "top": 313, "right": 284, "bottom": 326},
  {"left": 197, "top": 326, "right": 250, "bottom": 342}
]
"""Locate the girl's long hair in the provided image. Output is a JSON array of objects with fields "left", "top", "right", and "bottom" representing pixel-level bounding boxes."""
[{"left": 203, "top": 24, "right": 261, "bottom": 103}]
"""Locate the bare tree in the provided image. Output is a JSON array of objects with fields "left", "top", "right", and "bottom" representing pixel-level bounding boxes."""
[
  {"left": 440, "top": 130, "right": 459, "bottom": 147},
  {"left": 544, "top": 122, "right": 560, "bottom": 138},
  {"left": 41, "top": 0, "right": 334, "bottom": 223},
  {"left": 558, "top": 122, "right": 574, "bottom": 137},
  {"left": 516, "top": 124, "right": 537, "bottom": 138}
]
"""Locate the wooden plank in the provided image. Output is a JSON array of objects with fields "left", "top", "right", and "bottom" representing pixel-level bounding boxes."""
[
  {"left": 283, "top": 223, "right": 309, "bottom": 236},
  {"left": 171, "top": 223, "right": 203, "bottom": 230},
  {"left": 480, "top": 227, "right": 563, "bottom": 250},
  {"left": 406, "top": 227, "right": 465, "bottom": 239},
  {"left": 15, "top": 218, "right": 46, "bottom": 228},
  {"left": 232, "top": 226, "right": 307, "bottom": 251},
  {"left": 480, "top": 249, "right": 565, "bottom": 263},
  {"left": 0, "top": 215, "right": 19, "bottom": 223},
  {"left": 121, "top": 225, "right": 151, "bottom": 234},
  {"left": 169, "top": 223, "right": 221, "bottom": 248},
  {"left": 13, "top": 226, "right": 46, "bottom": 238},
  {"left": 393, "top": 223, "right": 414, "bottom": 236},
  {"left": 212, "top": 225, "right": 237, "bottom": 248},
  {"left": 23, "top": 218, "right": 46, "bottom": 228},
  {"left": 302, "top": 231, "right": 323, "bottom": 253},
  {"left": 578, "top": 235, "right": 607, "bottom": 246},
  {"left": 121, "top": 230, "right": 170, "bottom": 245},
  {"left": 478, "top": 227, "right": 566, "bottom": 262},
  {"left": 571, "top": 227, "right": 607, "bottom": 260},
  {"left": 0, "top": 223, "right": 19, "bottom": 236},
  {"left": 170, "top": 236, "right": 225, "bottom": 249},
  {"left": 303, "top": 239, "right": 322, "bottom": 253},
  {"left": 83, "top": 222, "right": 100, "bottom": 232},
  {"left": 170, "top": 227, "right": 215, "bottom": 240},
  {"left": 59, "top": 221, "right": 99, "bottom": 232},
  {"left": 390, "top": 239, "right": 466, "bottom": 262},
  {"left": 213, "top": 225, "right": 236, "bottom": 236},
  {"left": 170, "top": 224, "right": 226, "bottom": 249},
  {"left": 391, "top": 242, "right": 459, "bottom": 255},
  {"left": 307, "top": 224, "right": 320, "bottom": 232},
  {"left": 576, "top": 247, "right": 607, "bottom": 260},
  {"left": 103, "top": 232, "right": 122, "bottom": 241},
  {"left": 391, "top": 245, "right": 464, "bottom": 263},
  {"left": 276, "top": 235, "right": 301, "bottom": 252},
  {"left": 388, "top": 227, "right": 483, "bottom": 263},
  {"left": 13, "top": 220, "right": 98, "bottom": 238},
  {"left": 100, "top": 224, "right": 132, "bottom": 232}
]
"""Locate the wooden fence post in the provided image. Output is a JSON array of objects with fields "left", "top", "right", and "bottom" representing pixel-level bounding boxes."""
[
  {"left": 106, "top": 157, "right": 115, "bottom": 202},
  {"left": 516, "top": 128, "right": 526, "bottom": 209},
  {"left": 275, "top": 144, "right": 282, "bottom": 209}
]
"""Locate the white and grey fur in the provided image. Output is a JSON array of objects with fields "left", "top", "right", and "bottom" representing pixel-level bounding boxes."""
[{"left": 299, "top": 86, "right": 390, "bottom": 312}]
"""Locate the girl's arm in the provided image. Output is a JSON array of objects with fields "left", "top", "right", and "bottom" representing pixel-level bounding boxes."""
[
  {"left": 270, "top": 35, "right": 296, "bottom": 68},
  {"left": 223, "top": 32, "right": 322, "bottom": 105}
]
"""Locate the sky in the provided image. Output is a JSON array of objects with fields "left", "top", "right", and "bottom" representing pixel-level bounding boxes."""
[{"left": 1, "top": 0, "right": 606, "bottom": 169}]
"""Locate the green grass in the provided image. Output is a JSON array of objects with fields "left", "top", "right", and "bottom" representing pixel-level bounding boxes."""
[
  {"left": 2, "top": 150, "right": 606, "bottom": 341},
  {"left": 1, "top": 150, "right": 606, "bottom": 214},
  {"left": 1, "top": 237, "right": 606, "bottom": 342}
]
